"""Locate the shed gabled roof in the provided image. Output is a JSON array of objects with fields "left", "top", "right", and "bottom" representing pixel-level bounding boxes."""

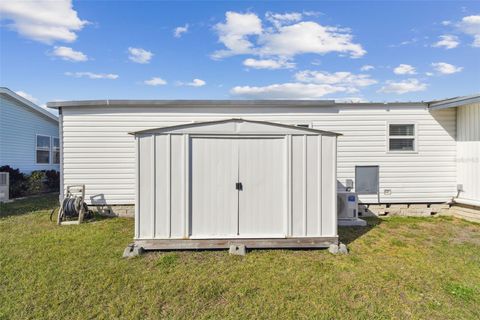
[
  {"left": 0, "top": 87, "right": 58, "bottom": 122},
  {"left": 130, "top": 118, "right": 341, "bottom": 136}
]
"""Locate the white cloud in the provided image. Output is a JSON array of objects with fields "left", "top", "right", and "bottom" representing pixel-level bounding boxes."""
[
  {"left": 458, "top": 15, "right": 480, "bottom": 47},
  {"left": 294, "top": 70, "right": 377, "bottom": 87},
  {"left": 303, "top": 11, "right": 323, "bottom": 17},
  {"left": 212, "top": 11, "right": 365, "bottom": 60},
  {"left": 432, "top": 35, "right": 459, "bottom": 49},
  {"left": 243, "top": 58, "right": 295, "bottom": 69},
  {"left": 431, "top": 62, "right": 463, "bottom": 74},
  {"left": 334, "top": 97, "right": 367, "bottom": 103},
  {"left": 189, "top": 79, "right": 206, "bottom": 87},
  {"left": 15, "top": 90, "right": 39, "bottom": 104},
  {"left": 177, "top": 79, "right": 206, "bottom": 87},
  {"left": 212, "top": 11, "right": 263, "bottom": 59},
  {"left": 231, "top": 69, "right": 376, "bottom": 99},
  {"left": 378, "top": 79, "right": 427, "bottom": 94},
  {"left": 174, "top": 24, "right": 189, "bottom": 38},
  {"left": 258, "top": 21, "right": 366, "bottom": 58},
  {"left": 441, "top": 20, "right": 452, "bottom": 26},
  {"left": 231, "top": 83, "right": 353, "bottom": 99},
  {"left": 0, "top": 0, "right": 87, "bottom": 44},
  {"left": 52, "top": 46, "right": 87, "bottom": 61},
  {"left": 65, "top": 72, "right": 119, "bottom": 79},
  {"left": 393, "top": 64, "right": 416, "bottom": 75},
  {"left": 360, "top": 65, "right": 374, "bottom": 71},
  {"left": 128, "top": 47, "right": 153, "bottom": 64},
  {"left": 389, "top": 37, "right": 419, "bottom": 48},
  {"left": 144, "top": 77, "right": 167, "bottom": 86},
  {"left": 265, "top": 11, "right": 302, "bottom": 28}
]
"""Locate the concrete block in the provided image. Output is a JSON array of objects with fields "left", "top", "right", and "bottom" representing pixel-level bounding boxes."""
[
  {"left": 389, "top": 204, "right": 408, "bottom": 209},
  {"left": 329, "top": 243, "right": 348, "bottom": 254},
  {"left": 409, "top": 204, "right": 429, "bottom": 209},
  {"left": 401, "top": 209, "right": 432, "bottom": 216},
  {"left": 123, "top": 244, "right": 145, "bottom": 258},
  {"left": 339, "top": 243, "right": 348, "bottom": 254},
  {"left": 385, "top": 207, "right": 402, "bottom": 215},
  {"left": 430, "top": 204, "right": 450, "bottom": 213},
  {"left": 431, "top": 203, "right": 450, "bottom": 210},
  {"left": 328, "top": 244, "right": 339, "bottom": 254},
  {"left": 229, "top": 244, "right": 246, "bottom": 256}
]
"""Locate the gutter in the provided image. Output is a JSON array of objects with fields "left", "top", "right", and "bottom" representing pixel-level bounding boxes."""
[{"left": 449, "top": 197, "right": 480, "bottom": 208}]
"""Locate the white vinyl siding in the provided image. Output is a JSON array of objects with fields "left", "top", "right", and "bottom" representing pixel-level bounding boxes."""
[
  {"left": 61, "top": 105, "right": 457, "bottom": 205},
  {"left": 0, "top": 94, "right": 59, "bottom": 173},
  {"left": 456, "top": 102, "right": 480, "bottom": 203}
]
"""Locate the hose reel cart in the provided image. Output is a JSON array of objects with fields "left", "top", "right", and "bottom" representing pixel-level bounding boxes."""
[{"left": 56, "top": 185, "right": 91, "bottom": 225}]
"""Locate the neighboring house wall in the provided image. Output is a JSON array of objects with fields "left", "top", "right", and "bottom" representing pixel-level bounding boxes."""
[
  {"left": 61, "top": 104, "right": 456, "bottom": 205},
  {"left": 456, "top": 102, "right": 480, "bottom": 203},
  {"left": 0, "top": 94, "right": 59, "bottom": 173}
]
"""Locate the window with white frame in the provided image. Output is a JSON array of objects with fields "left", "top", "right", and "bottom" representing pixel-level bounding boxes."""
[
  {"left": 36, "top": 135, "right": 51, "bottom": 164},
  {"left": 52, "top": 137, "right": 60, "bottom": 164},
  {"left": 388, "top": 124, "right": 416, "bottom": 152}
]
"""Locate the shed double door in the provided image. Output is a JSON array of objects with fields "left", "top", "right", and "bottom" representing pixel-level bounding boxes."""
[{"left": 190, "top": 137, "right": 285, "bottom": 238}]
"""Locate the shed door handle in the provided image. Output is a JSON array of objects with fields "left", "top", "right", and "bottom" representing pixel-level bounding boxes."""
[{"left": 235, "top": 182, "right": 243, "bottom": 191}]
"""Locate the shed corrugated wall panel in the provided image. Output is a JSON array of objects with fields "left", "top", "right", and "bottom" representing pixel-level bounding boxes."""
[
  {"left": 62, "top": 106, "right": 456, "bottom": 205},
  {"left": 135, "top": 124, "right": 336, "bottom": 239},
  {"left": 138, "top": 135, "right": 153, "bottom": 239},
  {"left": 321, "top": 136, "right": 337, "bottom": 236},
  {"left": 456, "top": 103, "right": 480, "bottom": 202}
]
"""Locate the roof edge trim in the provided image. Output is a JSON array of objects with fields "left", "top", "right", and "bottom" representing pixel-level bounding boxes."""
[{"left": 0, "top": 87, "right": 58, "bottom": 122}]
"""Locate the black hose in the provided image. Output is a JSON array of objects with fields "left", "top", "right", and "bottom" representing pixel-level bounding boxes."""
[{"left": 49, "top": 208, "right": 56, "bottom": 221}]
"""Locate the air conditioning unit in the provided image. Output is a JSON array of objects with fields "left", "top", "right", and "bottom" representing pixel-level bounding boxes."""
[
  {"left": 337, "top": 191, "right": 366, "bottom": 226},
  {"left": 0, "top": 172, "right": 9, "bottom": 202}
]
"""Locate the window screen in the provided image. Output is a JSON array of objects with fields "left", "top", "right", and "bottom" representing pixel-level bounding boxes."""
[
  {"left": 389, "top": 124, "right": 414, "bottom": 136},
  {"left": 52, "top": 138, "right": 60, "bottom": 164},
  {"left": 388, "top": 124, "right": 415, "bottom": 151},
  {"left": 355, "top": 166, "right": 379, "bottom": 195},
  {"left": 36, "top": 135, "right": 50, "bottom": 164}
]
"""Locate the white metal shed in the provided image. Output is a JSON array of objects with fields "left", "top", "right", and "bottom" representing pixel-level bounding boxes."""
[{"left": 131, "top": 118, "right": 340, "bottom": 250}]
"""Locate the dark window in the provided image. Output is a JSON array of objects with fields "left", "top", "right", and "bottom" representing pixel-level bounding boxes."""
[
  {"left": 388, "top": 124, "right": 415, "bottom": 151},
  {"left": 36, "top": 135, "right": 50, "bottom": 164}
]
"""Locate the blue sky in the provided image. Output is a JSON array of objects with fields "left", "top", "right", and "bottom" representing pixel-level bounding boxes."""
[{"left": 0, "top": 1, "right": 479, "bottom": 109}]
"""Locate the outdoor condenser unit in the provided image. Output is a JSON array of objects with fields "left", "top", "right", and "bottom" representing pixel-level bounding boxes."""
[
  {"left": 0, "top": 172, "right": 10, "bottom": 202},
  {"left": 337, "top": 191, "right": 366, "bottom": 226}
]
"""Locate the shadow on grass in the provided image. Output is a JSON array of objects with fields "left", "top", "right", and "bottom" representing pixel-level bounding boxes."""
[
  {"left": 338, "top": 216, "right": 382, "bottom": 245},
  {"left": 0, "top": 193, "right": 59, "bottom": 218}
]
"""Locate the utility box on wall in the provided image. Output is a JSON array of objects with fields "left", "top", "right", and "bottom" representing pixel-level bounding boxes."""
[{"left": 131, "top": 119, "right": 340, "bottom": 250}]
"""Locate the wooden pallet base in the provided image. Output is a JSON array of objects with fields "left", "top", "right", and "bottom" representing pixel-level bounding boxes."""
[{"left": 135, "top": 237, "right": 339, "bottom": 251}]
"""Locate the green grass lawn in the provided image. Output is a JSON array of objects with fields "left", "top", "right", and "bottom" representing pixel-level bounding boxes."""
[{"left": 1, "top": 194, "right": 479, "bottom": 319}]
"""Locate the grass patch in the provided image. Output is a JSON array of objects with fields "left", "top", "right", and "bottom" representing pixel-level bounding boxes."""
[
  {"left": 156, "top": 253, "right": 179, "bottom": 270},
  {"left": 1, "top": 194, "right": 480, "bottom": 319},
  {"left": 444, "top": 283, "right": 477, "bottom": 302}
]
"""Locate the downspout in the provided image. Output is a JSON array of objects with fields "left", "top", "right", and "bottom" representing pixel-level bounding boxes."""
[{"left": 59, "top": 107, "right": 64, "bottom": 203}]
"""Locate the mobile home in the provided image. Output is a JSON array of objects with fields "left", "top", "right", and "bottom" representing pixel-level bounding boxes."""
[{"left": 48, "top": 95, "right": 480, "bottom": 248}]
